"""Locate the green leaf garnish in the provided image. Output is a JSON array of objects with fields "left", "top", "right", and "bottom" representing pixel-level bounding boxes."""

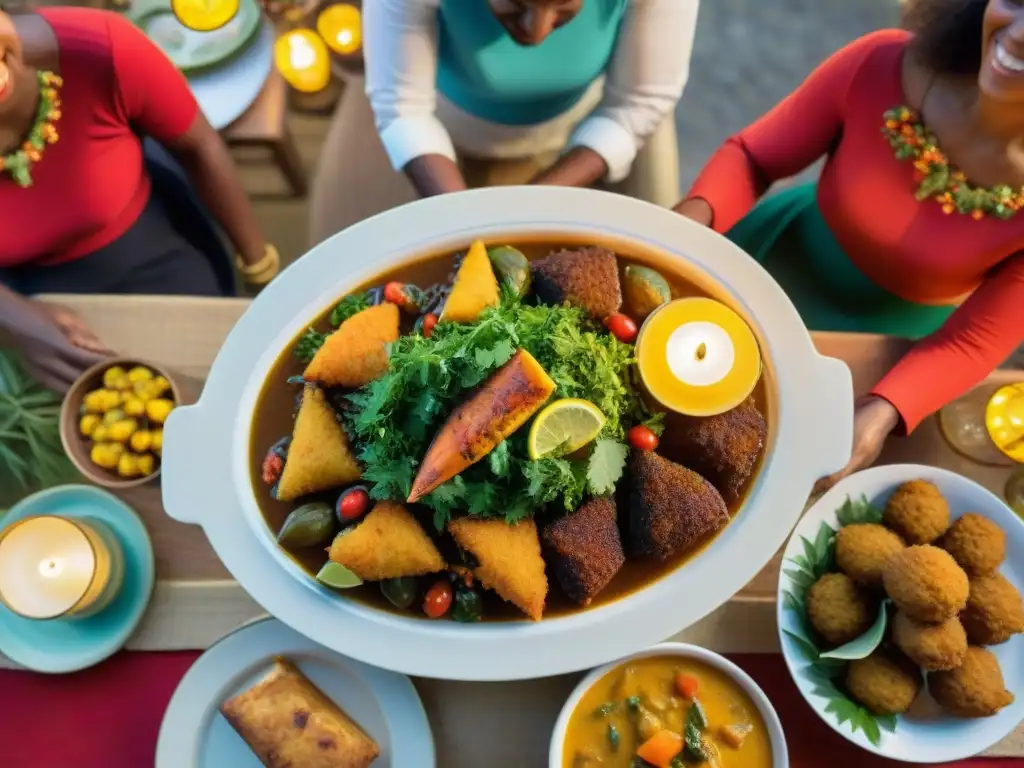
[
  {"left": 345, "top": 293, "right": 655, "bottom": 526},
  {"left": 819, "top": 600, "right": 889, "bottom": 661},
  {"left": 329, "top": 290, "right": 374, "bottom": 327},
  {"left": 780, "top": 506, "right": 896, "bottom": 748},
  {"left": 836, "top": 494, "right": 884, "bottom": 526},
  {"left": 293, "top": 327, "right": 328, "bottom": 363}
]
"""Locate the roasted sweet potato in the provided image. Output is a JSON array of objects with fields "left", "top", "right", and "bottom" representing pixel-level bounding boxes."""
[
  {"left": 304, "top": 302, "right": 399, "bottom": 388},
  {"left": 408, "top": 349, "right": 555, "bottom": 502},
  {"left": 439, "top": 240, "right": 501, "bottom": 323}
]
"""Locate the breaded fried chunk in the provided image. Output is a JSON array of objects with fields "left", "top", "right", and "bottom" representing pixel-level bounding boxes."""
[
  {"left": 671, "top": 397, "right": 767, "bottom": 504},
  {"left": 531, "top": 246, "right": 622, "bottom": 318},
  {"left": 304, "top": 303, "right": 399, "bottom": 389},
  {"left": 543, "top": 497, "right": 625, "bottom": 606},
  {"left": 929, "top": 646, "right": 1015, "bottom": 718},
  {"left": 276, "top": 386, "right": 362, "bottom": 502},
  {"left": 626, "top": 450, "right": 730, "bottom": 561},
  {"left": 220, "top": 657, "right": 379, "bottom": 768},
  {"left": 329, "top": 501, "right": 445, "bottom": 581},
  {"left": 448, "top": 517, "right": 548, "bottom": 621}
]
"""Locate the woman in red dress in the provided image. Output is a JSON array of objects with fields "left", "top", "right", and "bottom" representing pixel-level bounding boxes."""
[
  {"left": 676, "top": 0, "right": 1024, "bottom": 487},
  {"left": 0, "top": 7, "right": 275, "bottom": 391}
]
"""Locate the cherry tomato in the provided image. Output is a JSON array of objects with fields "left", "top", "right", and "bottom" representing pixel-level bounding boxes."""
[
  {"left": 628, "top": 425, "right": 659, "bottom": 452},
  {"left": 336, "top": 486, "right": 370, "bottom": 523},
  {"left": 383, "top": 281, "right": 407, "bottom": 306},
  {"left": 422, "top": 313, "right": 438, "bottom": 338},
  {"left": 604, "top": 312, "right": 638, "bottom": 343},
  {"left": 675, "top": 672, "right": 699, "bottom": 699},
  {"left": 423, "top": 580, "right": 453, "bottom": 618}
]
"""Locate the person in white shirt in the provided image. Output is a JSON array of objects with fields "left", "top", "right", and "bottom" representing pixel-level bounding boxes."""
[{"left": 309, "top": 0, "right": 699, "bottom": 245}]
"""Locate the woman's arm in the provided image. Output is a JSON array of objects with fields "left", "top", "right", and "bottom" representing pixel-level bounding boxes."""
[
  {"left": 533, "top": 0, "right": 699, "bottom": 188},
  {"left": 364, "top": 0, "right": 466, "bottom": 197},
  {"left": 870, "top": 253, "right": 1024, "bottom": 435},
  {"left": 105, "top": 14, "right": 268, "bottom": 273},
  {"left": 678, "top": 30, "right": 907, "bottom": 231}
]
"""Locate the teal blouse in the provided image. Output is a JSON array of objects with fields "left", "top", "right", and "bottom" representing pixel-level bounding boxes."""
[{"left": 436, "top": 0, "right": 629, "bottom": 126}]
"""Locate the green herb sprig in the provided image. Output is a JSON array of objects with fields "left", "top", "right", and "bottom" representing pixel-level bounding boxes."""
[
  {"left": 346, "top": 290, "right": 660, "bottom": 527},
  {"left": 781, "top": 496, "right": 896, "bottom": 747}
]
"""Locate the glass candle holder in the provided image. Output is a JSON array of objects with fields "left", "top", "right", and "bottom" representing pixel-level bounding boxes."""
[{"left": 0, "top": 515, "right": 125, "bottom": 620}]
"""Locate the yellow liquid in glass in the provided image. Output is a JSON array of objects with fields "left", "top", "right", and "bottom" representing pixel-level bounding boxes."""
[{"left": 985, "top": 383, "right": 1024, "bottom": 463}]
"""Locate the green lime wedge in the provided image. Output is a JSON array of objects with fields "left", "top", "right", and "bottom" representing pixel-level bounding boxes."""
[{"left": 315, "top": 562, "right": 363, "bottom": 589}]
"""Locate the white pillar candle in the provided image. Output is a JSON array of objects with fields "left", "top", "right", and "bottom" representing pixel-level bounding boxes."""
[
  {"left": 0, "top": 516, "right": 122, "bottom": 620},
  {"left": 665, "top": 321, "right": 735, "bottom": 387}
]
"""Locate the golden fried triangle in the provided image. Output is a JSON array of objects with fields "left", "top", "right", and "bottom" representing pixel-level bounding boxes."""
[
  {"left": 275, "top": 385, "right": 361, "bottom": 501},
  {"left": 329, "top": 501, "right": 445, "bottom": 580},
  {"left": 304, "top": 302, "right": 399, "bottom": 388}
]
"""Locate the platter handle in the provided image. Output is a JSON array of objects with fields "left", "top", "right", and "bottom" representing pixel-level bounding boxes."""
[
  {"left": 161, "top": 403, "right": 206, "bottom": 525},
  {"left": 808, "top": 353, "right": 854, "bottom": 476}
]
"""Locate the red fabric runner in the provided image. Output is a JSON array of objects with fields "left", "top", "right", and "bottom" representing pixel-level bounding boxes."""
[{"left": 0, "top": 652, "right": 1019, "bottom": 767}]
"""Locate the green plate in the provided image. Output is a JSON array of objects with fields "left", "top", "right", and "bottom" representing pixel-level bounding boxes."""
[{"left": 126, "top": 0, "right": 262, "bottom": 75}]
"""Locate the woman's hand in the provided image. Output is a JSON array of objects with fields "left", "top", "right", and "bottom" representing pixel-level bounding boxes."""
[
  {"left": 5, "top": 301, "right": 115, "bottom": 393},
  {"left": 673, "top": 197, "right": 714, "bottom": 227},
  {"left": 813, "top": 395, "right": 900, "bottom": 495}
]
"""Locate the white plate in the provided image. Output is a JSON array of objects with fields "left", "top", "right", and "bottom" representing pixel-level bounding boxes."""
[
  {"left": 162, "top": 186, "right": 854, "bottom": 681},
  {"left": 777, "top": 463, "right": 1024, "bottom": 763},
  {"left": 187, "top": 18, "right": 273, "bottom": 131},
  {"left": 156, "top": 617, "right": 435, "bottom": 767}
]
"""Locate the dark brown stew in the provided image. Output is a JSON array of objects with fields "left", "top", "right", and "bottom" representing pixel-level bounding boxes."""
[{"left": 249, "top": 238, "right": 770, "bottom": 621}]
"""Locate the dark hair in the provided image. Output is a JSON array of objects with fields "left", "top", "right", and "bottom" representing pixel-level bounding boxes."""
[{"left": 903, "top": 0, "right": 988, "bottom": 76}]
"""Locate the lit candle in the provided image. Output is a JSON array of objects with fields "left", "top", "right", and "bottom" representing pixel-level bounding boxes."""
[
  {"left": 636, "top": 297, "right": 762, "bottom": 417},
  {"left": 0, "top": 516, "right": 124, "bottom": 620},
  {"left": 275, "top": 29, "right": 331, "bottom": 94},
  {"left": 317, "top": 4, "right": 362, "bottom": 56},
  {"left": 986, "top": 383, "right": 1024, "bottom": 463}
]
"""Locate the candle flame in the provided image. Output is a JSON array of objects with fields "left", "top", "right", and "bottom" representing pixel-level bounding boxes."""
[{"left": 38, "top": 557, "right": 64, "bottom": 579}]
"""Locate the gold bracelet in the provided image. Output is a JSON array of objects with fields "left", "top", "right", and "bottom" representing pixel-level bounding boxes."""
[{"left": 236, "top": 244, "right": 279, "bottom": 277}]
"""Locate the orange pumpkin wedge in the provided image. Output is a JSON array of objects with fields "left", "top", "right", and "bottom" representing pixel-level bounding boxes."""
[
  {"left": 439, "top": 240, "right": 501, "bottom": 323},
  {"left": 408, "top": 349, "right": 555, "bottom": 502}
]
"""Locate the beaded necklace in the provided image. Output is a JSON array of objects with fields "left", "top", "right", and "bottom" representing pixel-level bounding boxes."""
[
  {"left": 882, "top": 104, "right": 1024, "bottom": 220},
  {"left": 0, "top": 70, "right": 63, "bottom": 188}
]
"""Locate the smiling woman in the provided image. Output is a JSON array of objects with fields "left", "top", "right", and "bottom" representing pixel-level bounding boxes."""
[{"left": 674, "top": 0, "right": 1024, "bottom": 495}]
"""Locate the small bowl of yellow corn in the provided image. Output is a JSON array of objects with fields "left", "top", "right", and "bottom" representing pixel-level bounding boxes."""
[{"left": 59, "top": 358, "right": 182, "bottom": 489}]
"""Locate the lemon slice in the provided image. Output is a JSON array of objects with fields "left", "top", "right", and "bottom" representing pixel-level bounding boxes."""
[
  {"left": 171, "top": 0, "right": 238, "bottom": 33},
  {"left": 528, "top": 399, "right": 606, "bottom": 460},
  {"left": 315, "top": 562, "right": 363, "bottom": 589}
]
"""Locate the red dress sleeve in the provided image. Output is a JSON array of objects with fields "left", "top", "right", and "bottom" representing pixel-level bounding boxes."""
[
  {"left": 870, "top": 253, "right": 1024, "bottom": 434},
  {"left": 105, "top": 12, "right": 199, "bottom": 143},
  {"left": 686, "top": 30, "right": 908, "bottom": 233}
]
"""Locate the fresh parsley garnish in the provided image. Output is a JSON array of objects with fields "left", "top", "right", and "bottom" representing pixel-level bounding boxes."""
[
  {"left": 329, "top": 290, "right": 374, "bottom": 327},
  {"left": 345, "top": 292, "right": 656, "bottom": 526},
  {"left": 293, "top": 327, "right": 328, "bottom": 364}
]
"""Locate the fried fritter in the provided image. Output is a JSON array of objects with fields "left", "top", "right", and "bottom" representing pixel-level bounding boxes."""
[
  {"left": 530, "top": 246, "right": 622, "bottom": 318},
  {"left": 276, "top": 385, "right": 362, "bottom": 502},
  {"left": 883, "top": 479, "right": 951, "bottom": 545},
  {"left": 542, "top": 497, "right": 625, "bottom": 606},
  {"left": 835, "top": 523, "right": 905, "bottom": 589},
  {"left": 939, "top": 513, "right": 1006, "bottom": 577},
  {"left": 891, "top": 611, "right": 967, "bottom": 672},
  {"left": 669, "top": 398, "right": 766, "bottom": 505},
  {"left": 882, "top": 545, "right": 969, "bottom": 623},
  {"left": 626, "top": 450, "right": 729, "bottom": 561},
  {"left": 806, "top": 572, "right": 876, "bottom": 647},
  {"left": 448, "top": 517, "right": 548, "bottom": 621},
  {"left": 961, "top": 572, "right": 1024, "bottom": 646},
  {"left": 328, "top": 501, "right": 445, "bottom": 580},
  {"left": 845, "top": 651, "right": 921, "bottom": 716},
  {"left": 304, "top": 302, "right": 400, "bottom": 389},
  {"left": 929, "top": 646, "right": 1015, "bottom": 718}
]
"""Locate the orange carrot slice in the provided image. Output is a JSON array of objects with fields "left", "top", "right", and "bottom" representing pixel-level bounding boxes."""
[{"left": 636, "top": 730, "right": 683, "bottom": 768}]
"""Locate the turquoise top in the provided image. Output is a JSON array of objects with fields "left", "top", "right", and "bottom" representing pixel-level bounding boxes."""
[{"left": 436, "top": 0, "right": 629, "bottom": 126}]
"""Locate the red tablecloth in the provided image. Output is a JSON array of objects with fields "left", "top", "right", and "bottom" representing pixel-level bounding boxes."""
[{"left": 0, "top": 652, "right": 1019, "bottom": 767}]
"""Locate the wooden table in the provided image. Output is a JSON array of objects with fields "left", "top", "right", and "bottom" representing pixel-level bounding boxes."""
[{"left": 5, "top": 294, "right": 1022, "bottom": 762}]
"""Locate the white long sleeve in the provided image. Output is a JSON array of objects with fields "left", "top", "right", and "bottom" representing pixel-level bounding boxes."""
[
  {"left": 363, "top": 0, "right": 454, "bottom": 171},
  {"left": 568, "top": 0, "right": 699, "bottom": 182},
  {"left": 362, "top": 0, "right": 699, "bottom": 178}
]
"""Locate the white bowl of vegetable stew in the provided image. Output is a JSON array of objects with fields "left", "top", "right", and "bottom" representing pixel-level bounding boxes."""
[
  {"left": 550, "top": 642, "right": 788, "bottom": 768},
  {"left": 161, "top": 186, "right": 853, "bottom": 681}
]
